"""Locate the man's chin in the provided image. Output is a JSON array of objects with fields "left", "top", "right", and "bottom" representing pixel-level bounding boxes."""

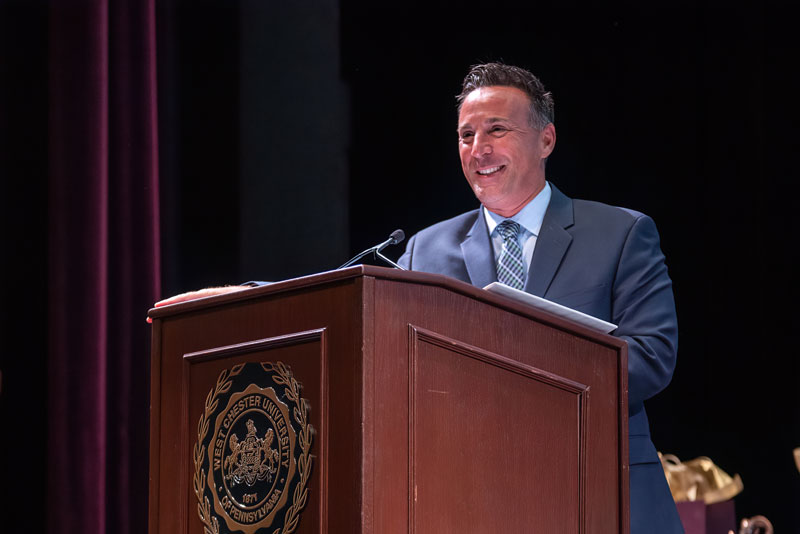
[{"left": 472, "top": 181, "right": 504, "bottom": 199}]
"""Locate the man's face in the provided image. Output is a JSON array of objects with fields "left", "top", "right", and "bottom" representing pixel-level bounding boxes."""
[{"left": 457, "top": 86, "right": 555, "bottom": 217}]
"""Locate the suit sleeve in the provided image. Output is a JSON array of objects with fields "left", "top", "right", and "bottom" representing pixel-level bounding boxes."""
[
  {"left": 612, "top": 214, "right": 678, "bottom": 407},
  {"left": 397, "top": 233, "right": 416, "bottom": 270}
]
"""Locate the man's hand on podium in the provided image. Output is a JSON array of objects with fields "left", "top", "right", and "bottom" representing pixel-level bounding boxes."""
[{"left": 147, "top": 286, "right": 248, "bottom": 323}]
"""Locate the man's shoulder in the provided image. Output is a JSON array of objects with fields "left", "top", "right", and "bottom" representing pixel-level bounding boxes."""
[
  {"left": 548, "top": 182, "right": 649, "bottom": 231},
  {"left": 573, "top": 197, "right": 646, "bottom": 224},
  {"left": 565, "top": 196, "right": 662, "bottom": 252}
]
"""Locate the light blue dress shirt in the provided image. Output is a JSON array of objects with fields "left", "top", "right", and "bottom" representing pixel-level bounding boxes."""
[{"left": 483, "top": 181, "right": 552, "bottom": 281}]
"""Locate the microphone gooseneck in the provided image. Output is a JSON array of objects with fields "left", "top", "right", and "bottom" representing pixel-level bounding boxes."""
[{"left": 338, "top": 229, "right": 407, "bottom": 270}]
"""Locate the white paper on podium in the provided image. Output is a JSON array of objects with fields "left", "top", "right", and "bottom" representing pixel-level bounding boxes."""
[{"left": 483, "top": 282, "right": 618, "bottom": 334}]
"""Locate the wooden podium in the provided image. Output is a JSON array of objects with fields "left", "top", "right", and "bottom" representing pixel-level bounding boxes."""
[{"left": 148, "top": 266, "right": 629, "bottom": 534}]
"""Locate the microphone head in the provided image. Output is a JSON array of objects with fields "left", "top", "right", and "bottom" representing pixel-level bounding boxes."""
[{"left": 389, "top": 229, "right": 405, "bottom": 245}]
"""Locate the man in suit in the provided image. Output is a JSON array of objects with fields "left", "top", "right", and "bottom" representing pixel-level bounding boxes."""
[{"left": 397, "top": 62, "right": 683, "bottom": 533}]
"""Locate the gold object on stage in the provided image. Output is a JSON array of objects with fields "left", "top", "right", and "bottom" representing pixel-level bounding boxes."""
[{"left": 659, "top": 453, "right": 743, "bottom": 504}]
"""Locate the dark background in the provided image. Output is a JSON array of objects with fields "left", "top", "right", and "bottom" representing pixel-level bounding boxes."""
[{"left": 2, "top": 0, "right": 798, "bottom": 531}]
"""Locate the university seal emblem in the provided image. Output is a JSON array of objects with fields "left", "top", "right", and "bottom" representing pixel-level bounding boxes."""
[{"left": 193, "top": 362, "right": 313, "bottom": 534}]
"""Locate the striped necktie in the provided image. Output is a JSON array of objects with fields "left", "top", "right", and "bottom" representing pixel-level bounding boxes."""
[{"left": 495, "top": 220, "right": 525, "bottom": 290}]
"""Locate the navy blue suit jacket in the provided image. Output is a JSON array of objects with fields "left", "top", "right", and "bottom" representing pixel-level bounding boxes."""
[{"left": 398, "top": 184, "right": 683, "bottom": 533}]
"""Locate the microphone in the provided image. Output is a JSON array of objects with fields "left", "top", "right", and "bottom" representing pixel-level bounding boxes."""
[{"left": 338, "top": 229, "right": 407, "bottom": 270}]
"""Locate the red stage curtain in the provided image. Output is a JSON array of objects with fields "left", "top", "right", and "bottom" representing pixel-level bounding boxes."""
[{"left": 47, "top": 1, "right": 160, "bottom": 532}]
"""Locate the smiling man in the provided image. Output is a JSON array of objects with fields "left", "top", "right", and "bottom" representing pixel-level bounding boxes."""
[
  {"left": 458, "top": 85, "right": 554, "bottom": 217},
  {"left": 398, "top": 63, "right": 683, "bottom": 533}
]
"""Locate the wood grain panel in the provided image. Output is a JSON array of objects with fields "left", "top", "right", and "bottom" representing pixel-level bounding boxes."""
[{"left": 409, "top": 326, "right": 589, "bottom": 533}]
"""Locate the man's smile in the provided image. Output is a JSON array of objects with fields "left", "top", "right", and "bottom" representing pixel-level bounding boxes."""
[{"left": 476, "top": 165, "right": 505, "bottom": 176}]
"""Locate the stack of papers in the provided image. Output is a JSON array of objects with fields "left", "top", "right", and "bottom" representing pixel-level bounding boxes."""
[{"left": 483, "top": 282, "right": 617, "bottom": 334}]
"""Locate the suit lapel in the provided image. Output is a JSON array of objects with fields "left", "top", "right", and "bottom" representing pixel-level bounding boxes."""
[
  {"left": 460, "top": 211, "right": 496, "bottom": 289},
  {"left": 525, "top": 184, "right": 574, "bottom": 297}
]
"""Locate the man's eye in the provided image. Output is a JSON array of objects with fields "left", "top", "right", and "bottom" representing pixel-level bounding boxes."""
[
  {"left": 489, "top": 126, "right": 507, "bottom": 134},
  {"left": 460, "top": 132, "right": 474, "bottom": 142}
]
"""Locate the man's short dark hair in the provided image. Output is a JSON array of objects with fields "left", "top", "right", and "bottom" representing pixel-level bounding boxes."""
[{"left": 457, "top": 62, "right": 554, "bottom": 129}]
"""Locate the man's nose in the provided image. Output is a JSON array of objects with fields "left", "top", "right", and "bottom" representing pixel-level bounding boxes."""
[{"left": 471, "top": 133, "right": 492, "bottom": 158}]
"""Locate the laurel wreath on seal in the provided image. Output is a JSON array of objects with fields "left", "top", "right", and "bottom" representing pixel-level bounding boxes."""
[
  {"left": 193, "top": 363, "right": 243, "bottom": 534},
  {"left": 260, "top": 361, "right": 314, "bottom": 534},
  {"left": 192, "top": 362, "right": 314, "bottom": 534}
]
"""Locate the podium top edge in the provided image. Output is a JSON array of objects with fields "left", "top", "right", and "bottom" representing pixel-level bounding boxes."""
[{"left": 147, "top": 265, "right": 624, "bottom": 348}]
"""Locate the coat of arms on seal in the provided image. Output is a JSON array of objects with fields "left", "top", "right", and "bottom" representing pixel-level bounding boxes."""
[
  {"left": 193, "top": 362, "right": 313, "bottom": 534},
  {"left": 225, "top": 418, "right": 280, "bottom": 487}
]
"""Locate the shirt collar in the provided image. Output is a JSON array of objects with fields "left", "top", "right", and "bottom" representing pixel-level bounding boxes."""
[{"left": 483, "top": 181, "right": 552, "bottom": 237}]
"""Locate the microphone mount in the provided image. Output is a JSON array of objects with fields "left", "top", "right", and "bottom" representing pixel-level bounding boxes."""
[{"left": 338, "top": 229, "right": 407, "bottom": 270}]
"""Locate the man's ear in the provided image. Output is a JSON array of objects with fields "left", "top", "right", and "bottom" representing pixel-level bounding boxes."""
[{"left": 540, "top": 123, "right": 556, "bottom": 159}]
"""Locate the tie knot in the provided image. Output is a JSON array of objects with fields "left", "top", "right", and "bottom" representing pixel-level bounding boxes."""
[{"left": 496, "top": 220, "right": 521, "bottom": 241}]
